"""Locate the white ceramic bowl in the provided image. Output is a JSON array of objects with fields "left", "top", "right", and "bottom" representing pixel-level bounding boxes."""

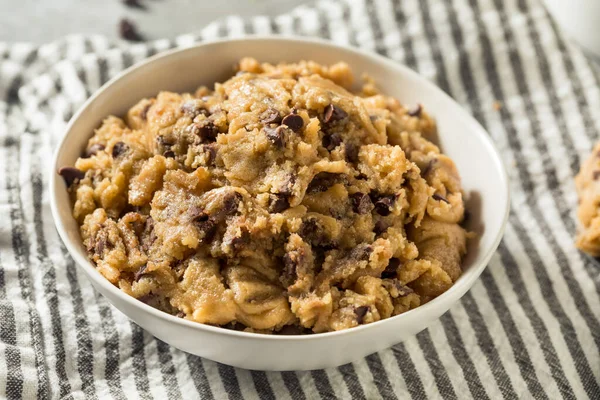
[{"left": 50, "top": 37, "right": 509, "bottom": 371}]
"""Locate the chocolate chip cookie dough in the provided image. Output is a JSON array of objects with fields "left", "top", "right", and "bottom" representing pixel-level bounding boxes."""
[
  {"left": 61, "top": 58, "right": 470, "bottom": 333},
  {"left": 575, "top": 143, "right": 600, "bottom": 256}
]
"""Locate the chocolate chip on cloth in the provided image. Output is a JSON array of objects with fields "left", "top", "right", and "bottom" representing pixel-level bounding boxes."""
[{"left": 67, "top": 57, "right": 470, "bottom": 333}]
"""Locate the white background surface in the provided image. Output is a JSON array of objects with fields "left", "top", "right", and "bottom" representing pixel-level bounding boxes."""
[{"left": 0, "top": 0, "right": 312, "bottom": 43}]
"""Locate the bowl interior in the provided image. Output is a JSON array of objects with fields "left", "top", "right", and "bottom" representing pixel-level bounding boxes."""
[{"left": 51, "top": 37, "right": 509, "bottom": 337}]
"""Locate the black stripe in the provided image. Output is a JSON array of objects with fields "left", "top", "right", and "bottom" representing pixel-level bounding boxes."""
[
  {"left": 155, "top": 339, "right": 183, "bottom": 399},
  {"left": 98, "top": 56, "right": 109, "bottom": 86},
  {"left": 364, "top": 354, "right": 399, "bottom": 400},
  {"left": 269, "top": 17, "right": 280, "bottom": 34},
  {"left": 5, "top": 135, "right": 50, "bottom": 400},
  {"left": 64, "top": 255, "right": 99, "bottom": 400},
  {"left": 251, "top": 371, "right": 276, "bottom": 400},
  {"left": 75, "top": 64, "right": 91, "bottom": 99},
  {"left": 338, "top": 1, "right": 358, "bottom": 47},
  {"left": 415, "top": 331, "right": 458, "bottom": 399},
  {"left": 292, "top": 14, "right": 302, "bottom": 36},
  {"left": 311, "top": 370, "right": 337, "bottom": 399},
  {"left": 30, "top": 170, "right": 73, "bottom": 398},
  {"left": 389, "top": 0, "right": 417, "bottom": 68},
  {"left": 217, "top": 363, "right": 243, "bottom": 400},
  {"left": 390, "top": 343, "right": 427, "bottom": 399},
  {"left": 417, "top": 0, "right": 452, "bottom": 94},
  {"left": 365, "top": 0, "right": 388, "bottom": 56},
  {"left": 94, "top": 292, "right": 125, "bottom": 399},
  {"left": 0, "top": 254, "right": 23, "bottom": 400},
  {"left": 459, "top": 292, "right": 516, "bottom": 399},
  {"left": 337, "top": 363, "right": 366, "bottom": 400},
  {"left": 439, "top": 314, "right": 491, "bottom": 400},
  {"left": 315, "top": 5, "right": 332, "bottom": 40},
  {"left": 130, "top": 323, "right": 153, "bottom": 400},
  {"left": 185, "top": 354, "right": 214, "bottom": 400},
  {"left": 281, "top": 372, "right": 307, "bottom": 400}
]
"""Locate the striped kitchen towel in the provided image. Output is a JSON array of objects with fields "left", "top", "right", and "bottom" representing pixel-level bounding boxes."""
[{"left": 1, "top": 0, "right": 600, "bottom": 398}]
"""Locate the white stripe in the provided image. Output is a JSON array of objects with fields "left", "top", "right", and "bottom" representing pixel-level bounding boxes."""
[
  {"left": 225, "top": 15, "right": 246, "bottom": 38},
  {"left": 317, "top": 1, "right": 351, "bottom": 45},
  {"left": 251, "top": 16, "right": 273, "bottom": 35},
  {"left": 273, "top": 14, "right": 296, "bottom": 36}
]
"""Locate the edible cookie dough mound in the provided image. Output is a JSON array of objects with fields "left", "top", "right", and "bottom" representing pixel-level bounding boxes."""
[
  {"left": 575, "top": 143, "right": 600, "bottom": 256},
  {"left": 64, "top": 58, "right": 470, "bottom": 333}
]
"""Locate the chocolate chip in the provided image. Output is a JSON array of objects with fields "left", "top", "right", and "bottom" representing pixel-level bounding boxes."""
[
  {"left": 123, "top": 0, "right": 145, "bottom": 9},
  {"left": 355, "top": 306, "right": 369, "bottom": 324},
  {"left": 260, "top": 107, "right": 282, "bottom": 124},
  {"left": 264, "top": 125, "right": 287, "bottom": 148},
  {"left": 163, "top": 150, "right": 175, "bottom": 158},
  {"left": 176, "top": 311, "right": 185, "bottom": 318},
  {"left": 112, "top": 142, "right": 128, "bottom": 158},
  {"left": 373, "top": 220, "right": 389, "bottom": 236},
  {"left": 58, "top": 167, "right": 85, "bottom": 187},
  {"left": 118, "top": 18, "right": 143, "bottom": 42},
  {"left": 421, "top": 159, "right": 435, "bottom": 177},
  {"left": 181, "top": 101, "right": 209, "bottom": 118},
  {"left": 432, "top": 193, "right": 450, "bottom": 204},
  {"left": 140, "top": 103, "right": 151, "bottom": 121},
  {"left": 381, "top": 258, "right": 400, "bottom": 279},
  {"left": 282, "top": 253, "right": 298, "bottom": 287},
  {"left": 134, "top": 264, "right": 148, "bottom": 281},
  {"left": 394, "top": 282, "right": 414, "bottom": 297},
  {"left": 322, "top": 132, "right": 342, "bottom": 151},
  {"left": 350, "top": 193, "right": 373, "bottom": 215},
  {"left": 203, "top": 144, "right": 217, "bottom": 165},
  {"left": 84, "top": 143, "right": 105, "bottom": 158},
  {"left": 282, "top": 113, "right": 304, "bottom": 132},
  {"left": 323, "top": 104, "right": 348, "bottom": 124},
  {"left": 221, "top": 192, "right": 242, "bottom": 217},
  {"left": 141, "top": 217, "right": 156, "bottom": 252},
  {"left": 189, "top": 121, "right": 218, "bottom": 142},
  {"left": 229, "top": 231, "right": 249, "bottom": 251},
  {"left": 345, "top": 142, "right": 359, "bottom": 163},
  {"left": 372, "top": 194, "right": 396, "bottom": 216},
  {"left": 307, "top": 172, "right": 342, "bottom": 193},
  {"left": 593, "top": 171, "right": 600, "bottom": 180},
  {"left": 95, "top": 234, "right": 107, "bottom": 255},
  {"left": 280, "top": 174, "right": 297, "bottom": 196},
  {"left": 192, "top": 211, "right": 217, "bottom": 243},
  {"left": 299, "top": 218, "right": 318, "bottom": 242},
  {"left": 277, "top": 325, "right": 306, "bottom": 335},
  {"left": 407, "top": 104, "right": 422, "bottom": 117},
  {"left": 269, "top": 194, "right": 290, "bottom": 213}
]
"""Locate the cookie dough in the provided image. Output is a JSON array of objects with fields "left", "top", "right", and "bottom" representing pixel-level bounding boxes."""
[
  {"left": 60, "top": 58, "right": 469, "bottom": 333},
  {"left": 575, "top": 143, "right": 600, "bottom": 256}
]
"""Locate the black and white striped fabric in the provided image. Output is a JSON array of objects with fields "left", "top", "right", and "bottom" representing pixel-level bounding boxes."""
[{"left": 1, "top": 0, "right": 599, "bottom": 398}]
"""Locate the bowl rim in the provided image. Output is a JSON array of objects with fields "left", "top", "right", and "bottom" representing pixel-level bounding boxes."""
[{"left": 50, "top": 35, "right": 510, "bottom": 341}]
